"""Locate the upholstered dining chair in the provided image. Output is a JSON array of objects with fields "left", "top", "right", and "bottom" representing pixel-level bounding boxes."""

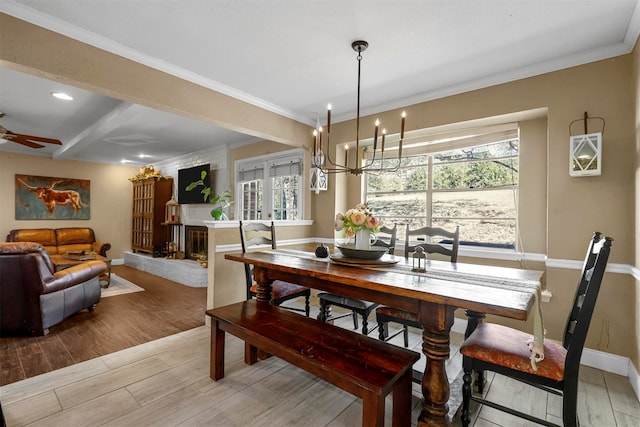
[
  {"left": 239, "top": 221, "right": 311, "bottom": 316},
  {"left": 375, "top": 225, "right": 459, "bottom": 347},
  {"left": 460, "top": 232, "right": 612, "bottom": 427},
  {"left": 317, "top": 224, "right": 397, "bottom": 335}
]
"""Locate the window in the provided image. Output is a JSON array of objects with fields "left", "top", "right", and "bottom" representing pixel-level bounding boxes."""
[
  {"left": 236, "top": 149, "right": 303, "bottom": 221},
  {"left": 365, "top": 128, "right": 519, "bottom": 248},
  {"left": 240, "top": 180, "right": 263, "bottom": 220}
]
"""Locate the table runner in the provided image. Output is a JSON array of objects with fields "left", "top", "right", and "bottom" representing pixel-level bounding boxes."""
[{"left": 268, "top": 248, "right": 545, "bottom": 369}]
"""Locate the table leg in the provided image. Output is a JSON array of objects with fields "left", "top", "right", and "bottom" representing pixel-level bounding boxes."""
[
  {"left": 250, "top": 266, "right": 274, "bottom": 361},
  {"left": 417, "top": 302, "right": 456, "bottom": 427},
  {"left": 252, "top": 267, "right": 273, "bottom": 303}
]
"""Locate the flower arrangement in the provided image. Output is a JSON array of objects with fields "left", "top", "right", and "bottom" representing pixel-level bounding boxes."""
[
  {"left": 128, "top": 165, "right": 163, "bottom": 182},
  {"left": 334, "top": 203, "right": 381, "bottom": 237}
]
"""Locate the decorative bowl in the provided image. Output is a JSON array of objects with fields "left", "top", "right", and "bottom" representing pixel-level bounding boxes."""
[{"left": 335, "top": 244, "right": 388, "bottom": 260}]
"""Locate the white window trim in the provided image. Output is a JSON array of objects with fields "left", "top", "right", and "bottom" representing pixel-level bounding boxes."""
[{"left": 234, "top": 148, "right": 305, "bottom": 221}]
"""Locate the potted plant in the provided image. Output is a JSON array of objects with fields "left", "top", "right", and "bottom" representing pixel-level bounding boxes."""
[{"left": 185, "top": 171, "right": 233, "bottom": 220}]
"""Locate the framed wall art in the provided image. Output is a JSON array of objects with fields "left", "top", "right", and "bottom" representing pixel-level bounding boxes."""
[{"left": 15, "top": 174, "right": 91, "bottom": 220}]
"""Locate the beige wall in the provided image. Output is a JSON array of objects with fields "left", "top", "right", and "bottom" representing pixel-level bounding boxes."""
[
  {"left": 1, "top": 12, "right": 638, "bottom": 370},
  {"left": 0, "top": 152, "right": 138, "bottom": 258}
]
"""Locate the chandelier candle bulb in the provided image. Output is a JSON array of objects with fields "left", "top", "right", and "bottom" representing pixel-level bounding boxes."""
[{"left": 345, "top": 145, "right": 349, "bottom": 168}]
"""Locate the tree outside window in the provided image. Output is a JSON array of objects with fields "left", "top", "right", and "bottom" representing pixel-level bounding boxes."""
[{"left": 366, "top": 139, "right": 519, "bottom": 248}]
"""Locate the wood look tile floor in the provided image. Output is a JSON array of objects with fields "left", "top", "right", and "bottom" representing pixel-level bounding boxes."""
[
  {"left": 0, "top": 265, "right": 207, "bottom": 387},
  {"left": 1, "top": 278, "right": 639, "bottom": 426}
]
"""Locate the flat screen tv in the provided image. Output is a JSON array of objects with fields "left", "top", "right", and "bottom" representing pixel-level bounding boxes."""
[{"left": 178, "top": 163, "right": 211, "bottom": 204}]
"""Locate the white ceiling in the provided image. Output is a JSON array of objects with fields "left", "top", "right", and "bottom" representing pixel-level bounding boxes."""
[{"left": 1, "top": 0, "right": 638, "bottom": 166}]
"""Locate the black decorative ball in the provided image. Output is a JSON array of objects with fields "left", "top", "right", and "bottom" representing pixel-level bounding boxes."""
[{"left": 315, "top": 244, "right": 329, "bottom": 258}]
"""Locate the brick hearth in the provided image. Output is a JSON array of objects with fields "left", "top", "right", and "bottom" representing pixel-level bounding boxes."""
[{"left": 124, "top": 251, "right": 207, "bottom": 287}]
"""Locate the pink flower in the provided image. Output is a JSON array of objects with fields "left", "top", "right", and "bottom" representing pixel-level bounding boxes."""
[
  {"left": 345, "top": 228, "right": 356, "bottom": 238},
  {"left": 334, "top": 219, "right": 344, "bottom": 231},
  {"left": 365, "top": 215, "right": 380, "bottom": 229}
]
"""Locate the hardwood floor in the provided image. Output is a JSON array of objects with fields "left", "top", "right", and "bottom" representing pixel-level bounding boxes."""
[
  {"left": 1, "top": 266, "right": 638, "bottom": 426},
  {"left": 0, "top": 265, "right": 207, "bottom": 386}
]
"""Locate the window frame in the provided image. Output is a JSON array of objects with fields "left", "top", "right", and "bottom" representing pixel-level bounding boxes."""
[
  {"left": 234, "top": 148, "right": 304, "bottom": 221},
  {"left": 364, "top": 129, "right": 519, "bottom": 249}
]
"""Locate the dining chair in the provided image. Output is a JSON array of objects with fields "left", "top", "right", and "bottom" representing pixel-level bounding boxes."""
[
  {"left": 460, "top": 232, "right": 612, "bottom": 427},
  {"left": 239, "top": 221, "right": 311, "bottom": 316},
  {"left": 375, "top": 224, "right": 459, "bottom": 347},
  {"left": 317, "top": 224, "right": 397, "bottom": 334}
]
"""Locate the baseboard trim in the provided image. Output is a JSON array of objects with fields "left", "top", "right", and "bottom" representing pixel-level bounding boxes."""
[
  {"left": 628, "top": 360, "right": 640, "bottom": 403},
  {"left": 453, "top": 317, "right": 640, "bottom": 402},
  {"left": 582, "top": 347, "right": 640, "bottom": 402},
  {"left": 581, "top": 346, "right": 630, "bottom": 376}
]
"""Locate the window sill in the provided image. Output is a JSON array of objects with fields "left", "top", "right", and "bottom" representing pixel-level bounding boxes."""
[
  {"left": 204, "top": 219, "right": 314, "bottom": 229},
  {"left": 457, "top": 245, "right": 546, "bottom": 263}
]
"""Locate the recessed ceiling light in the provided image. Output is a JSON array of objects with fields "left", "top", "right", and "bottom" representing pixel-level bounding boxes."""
[
  {"left": 121, "top": 159, "right": 133, "bottom": 164},
  {"left": 51, "top": 92, "right": 74, "bottom": 101},
  {"left": 138, "top": 154, "right": 151, "bottom": 159}
]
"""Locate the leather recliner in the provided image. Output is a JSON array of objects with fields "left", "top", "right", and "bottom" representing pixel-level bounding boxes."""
[{"left": 0, "top": 242, "right": 107, "bottom": 336}]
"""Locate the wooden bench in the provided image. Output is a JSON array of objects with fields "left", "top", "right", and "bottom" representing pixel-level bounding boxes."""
[{"left": 206, "top": 300, "right": 420, "bottom": 427}]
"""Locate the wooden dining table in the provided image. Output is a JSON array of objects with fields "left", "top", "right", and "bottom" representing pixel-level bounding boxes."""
[{"left": 225, "top": 244, "right": 544, "bottom": 427}]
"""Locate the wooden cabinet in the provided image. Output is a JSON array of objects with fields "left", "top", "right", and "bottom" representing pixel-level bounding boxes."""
[{"left": 131, "top": 177, "right": 173, "bottom": 255}]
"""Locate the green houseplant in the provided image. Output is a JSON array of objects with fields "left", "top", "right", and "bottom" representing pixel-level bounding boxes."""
[{"left": 185, "top": 171, "right": 233, "bottom": 220}]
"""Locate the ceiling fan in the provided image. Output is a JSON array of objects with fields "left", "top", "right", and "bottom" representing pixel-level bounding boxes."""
[{"left": 0, "top": 112, "right": 62, "bottom": 149}]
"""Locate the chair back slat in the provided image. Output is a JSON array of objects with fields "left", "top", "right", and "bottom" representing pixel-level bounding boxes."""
[
  {"left": 243, "top": 235, "right": 274, "bottom": 249},
  {"left": 240, "top": 221, "right": 276, "bottom": 252},
  {"left": 373, "top": 224, "right": 398, "bottom": 255},
  {"left": 404, "top": 225, "right": 460, "bottom": 262},
  {"left": 563, "top": 232, "right": 612, "bottom": 375},
  {"left": 239, "top": 221, "right": 277, "bottom": 299}
]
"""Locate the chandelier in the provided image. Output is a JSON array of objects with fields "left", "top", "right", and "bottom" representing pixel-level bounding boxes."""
[{"left": 311, "top": 40, "right": 406, "bottom": 176}]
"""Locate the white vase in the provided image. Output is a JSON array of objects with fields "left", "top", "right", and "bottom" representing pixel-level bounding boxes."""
[{"left": 355, "top": 229, "right": 375, "bottom": 250}]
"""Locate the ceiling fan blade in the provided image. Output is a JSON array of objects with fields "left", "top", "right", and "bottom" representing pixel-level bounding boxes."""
[
  {"left": 11, "top": 138, "right": 45, "bottom": 149},
  {"left": 14, "top": 134, "right": 62, "bottom": 145},
  {"left": 0, "top": 125, "right": 62, "bottom": 149}
]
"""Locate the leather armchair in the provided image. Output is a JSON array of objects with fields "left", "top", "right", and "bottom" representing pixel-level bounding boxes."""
[{"left": 0, "top": 242, "right": 107, "bottom": 336}]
